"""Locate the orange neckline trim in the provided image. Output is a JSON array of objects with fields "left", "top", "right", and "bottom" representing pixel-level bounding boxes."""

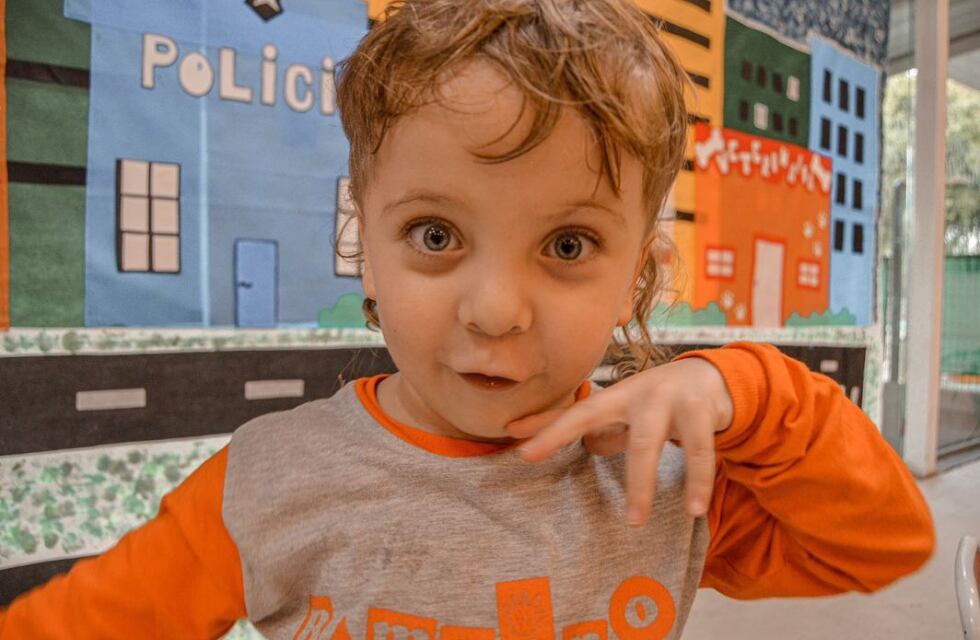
[{"left": 354, "top": 374, "right": 591, "bottom": 458}]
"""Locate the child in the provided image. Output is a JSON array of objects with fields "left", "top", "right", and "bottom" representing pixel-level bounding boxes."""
[{"left": 0, "top": 0, "right": 934, "bottom": 638}]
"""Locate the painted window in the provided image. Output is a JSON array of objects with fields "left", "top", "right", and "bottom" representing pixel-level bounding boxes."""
[
  {"left": 756, "top": 65, "right": 767, "bottom": 88},
  {"left": 787, "top": 75, "right": 800, "bottom": 102},
  {"left": 852, "top": 223, "right": 865, "bottom": 254},
  {"left": 116, "top": 159, "right": 180, "bottom": 273},
  {"left": 834, "top": 220, "right": 846, "bottom": 252},
  {"left": 739, "top": 99, "right": 749, "bottom": 121},
  {"left": 741, "top": 60, "right": 752, "bottom": 81},
  {"left": 835, "top": 173, "right": 847, "bottom": 205},
  {"left": 334, "top": 176, "right": 362, "bottom": 277},
  {"left": 839, "top": 78, "right": 850, "bottom": 112},
  {"left": 853, "top": 179, "right": 864, "bottom": 210},
  {"left": 773, "top": 112, "right": 784, "bottom": 132},
  {"left": 856, "top": 87, "right": 867, "bottom": 119},
  {"left": 837, "top": 124, "right": 849, "bottom": 158},
  {"left": 823, "top": 69, "right": 833, "bottom": 103},
  {"left": 855, "top": 132, "right": 865, "bottom": 164},
  {"left": 820, "top": 118, "right": 832, "bottom": 150},
  {"left": 705, "top": 247, "right": 735, "bottom": 279},
  {"left": 789, "top": 117, "right": 798, "bottom": 136},
  {"left": 798, "top": 261, "right": 820, "bottom": 289},
  {"left": 753, "top": 103, "right": 768, "bottom": 130},
  {"left": 772, "top": 72, "right": 783, "bottom": 94}
]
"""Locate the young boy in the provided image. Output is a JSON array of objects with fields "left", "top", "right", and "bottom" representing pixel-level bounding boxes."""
[{"left": 0, "top": 0, "right": 934, "bottom": 638}]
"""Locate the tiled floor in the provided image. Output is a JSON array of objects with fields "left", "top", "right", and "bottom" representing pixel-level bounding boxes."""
[{"left": 684, "top": 456, "right": 980, "bottom": 639}]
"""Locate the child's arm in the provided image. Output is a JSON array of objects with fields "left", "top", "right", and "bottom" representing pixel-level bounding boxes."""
[
  {"left": 0, "top": 446, "right": 246, "bottom": 639},
  {"left": 676, "top": 342, "right": 935, "bottom": 598}
]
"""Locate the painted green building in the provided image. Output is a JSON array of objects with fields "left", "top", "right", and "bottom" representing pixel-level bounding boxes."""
[
  {"left": 723, "top": 16, "right": 811, "bottom": 147},
  {"left": 6, "top": 0, "right": 91, "bottom": 326}
]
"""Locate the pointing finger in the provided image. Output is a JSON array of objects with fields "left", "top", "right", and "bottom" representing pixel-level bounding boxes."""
[
  {"left": 505, "top": 408, "right": 566, "bottom": 439},
  {"left": 517, "top": 392, "right": 626, "bottom": 463},
  {"left": 625, "top": 412, "right": 668, "bottom": 527},
  {"left": 679, "top": 419, "right": 716, "bottom": 517}
]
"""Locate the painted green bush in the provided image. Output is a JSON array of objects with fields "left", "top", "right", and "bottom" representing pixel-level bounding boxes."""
[
  {"left": 650, "top": 302, "right": 728, "bottom": 327},
  {"left": 785, "top": 308, "right": 858, "bottom": 327}
]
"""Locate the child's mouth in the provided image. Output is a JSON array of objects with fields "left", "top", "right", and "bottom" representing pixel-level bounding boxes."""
[{"left": 458, "top": 372, "right": 519, "bottom": 391}]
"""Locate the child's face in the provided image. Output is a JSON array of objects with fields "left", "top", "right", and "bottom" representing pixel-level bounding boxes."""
[{"left": 359, "top": 61, "right": 651, "bottom": 440}]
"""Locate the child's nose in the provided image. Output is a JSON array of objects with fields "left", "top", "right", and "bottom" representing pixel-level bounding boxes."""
[{"left": 457, "top": 265, "right": 533, "bottom": 337}]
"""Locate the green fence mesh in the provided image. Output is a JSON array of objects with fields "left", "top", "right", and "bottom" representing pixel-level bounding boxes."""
[{"left": 942, "top": 255, "right": 980, "bottom": 378}]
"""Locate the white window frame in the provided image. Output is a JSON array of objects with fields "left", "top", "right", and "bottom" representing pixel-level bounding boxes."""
[
  {"left": 798, "top": 260, "right": 820, "bottom": 288},
  {"left": 117, "top": 159, "right": 181, "bottom": 274},
  {"left": 705, "top": 247, "right": 735, "bottom": 279}
]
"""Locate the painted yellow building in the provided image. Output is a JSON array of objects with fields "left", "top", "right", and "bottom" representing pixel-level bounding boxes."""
[
  {"left": 633, "top": 0, "right": 725, "bottom": 303},
  {"left": 362, "top": 0, "right": 725, "bottom": 303}
]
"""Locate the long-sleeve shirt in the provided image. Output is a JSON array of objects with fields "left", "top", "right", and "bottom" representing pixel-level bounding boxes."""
[{"left": 0, "top": 343, "right": 935, "bottom": 639}]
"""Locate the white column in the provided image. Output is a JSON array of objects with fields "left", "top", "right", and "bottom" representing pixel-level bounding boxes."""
[{"left": 904, "top": 0, "right": 949, "bottom": 476}]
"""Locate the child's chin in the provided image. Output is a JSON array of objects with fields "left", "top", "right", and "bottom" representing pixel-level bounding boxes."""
[
  {"left": 449, "top": 412, "right": 518, "bottom": 442},
  {"left": 456, "top": 422, "right": 512, "bottom": 442}
]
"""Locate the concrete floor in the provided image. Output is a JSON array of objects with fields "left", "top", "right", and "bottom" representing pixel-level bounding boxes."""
[{"left": 684, "top": 457, "right": 980, "bottom": 639}]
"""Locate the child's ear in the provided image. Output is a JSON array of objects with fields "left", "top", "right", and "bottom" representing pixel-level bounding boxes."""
[
  {"left": 359, "top": 217, "right": 377, "bottom": 300},
  {"left": 617, "top": 233, "right": 656, "bottom": 327}
]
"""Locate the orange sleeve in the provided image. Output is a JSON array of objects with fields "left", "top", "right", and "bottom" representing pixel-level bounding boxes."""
[
  {"left": 0, "top": 446, "right": 246, "bottom": 639},
  {"left": 675, "top": 342, "right": 935, "bottom": 599}
]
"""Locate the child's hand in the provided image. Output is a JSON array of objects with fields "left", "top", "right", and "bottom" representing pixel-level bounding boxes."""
[{"left": 505, "top": 358, "right": 733, "bottom": 527}]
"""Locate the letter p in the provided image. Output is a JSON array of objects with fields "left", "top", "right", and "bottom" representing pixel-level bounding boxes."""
[{"left": 142, "top": 33, "right": 178, "bottom": 89}]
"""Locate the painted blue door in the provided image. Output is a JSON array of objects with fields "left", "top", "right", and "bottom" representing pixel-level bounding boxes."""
[{"left": 235, "top": 239, "right": 278, "bottom": 327}]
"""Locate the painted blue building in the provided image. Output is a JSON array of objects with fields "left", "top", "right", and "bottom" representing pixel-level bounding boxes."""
[
  {"left": 70, "top": 0, "right": 367, "bottom": 327},
  {"left": 808, "top": 37, "right": 881, "bottom": 325}
]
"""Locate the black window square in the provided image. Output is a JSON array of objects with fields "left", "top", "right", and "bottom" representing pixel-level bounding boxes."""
[
  {"left": 837, "top": 125, "right": 849, "bottom": 158},
  {"left": 852, "top": 223, "right": 864, "bottom": 254},
  {"left": 739, "top": 100, "right": 749, "bottom": 121},
  {"left": 834, "top": 220, "right": 845, "bottom": 251},
  {"left": 823, "top": 70, "right": 833, "bottom": 103},
  {"left": 836, "top": 173, "right": 847, "bottom": 205},
  {"left": 855, "top": 133, "right": 865, "bottom": 164},
  {"left": 756, "top": 65, "right": 767, "bottom": 87},
  {"left": 856, "top": 87, "right": 866, "bottom": 118},
  {"left": 773, "top": 72, "right": 784, "bottom": 93},
  {"left": 789, "top": 117, "right": 798, "bottom": 137},
  {"left": 741, "top": 60, "right": 752, "bottom": 81},
  {"left": 773, "top": 112, "right": 784, "bottom": 132},
  {"left": 820, "top": 118, "right": 831, "bottom": 150},
  {"left": 853, "top": 179, "right": 863, "bottom": 210},
  {"left": 839, "top": 79, "right": 850, "bottom": 111}
]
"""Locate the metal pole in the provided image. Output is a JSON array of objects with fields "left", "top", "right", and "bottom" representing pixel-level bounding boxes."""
[{"left": 904, "top": 0, "right": 949, "bottom": 476}]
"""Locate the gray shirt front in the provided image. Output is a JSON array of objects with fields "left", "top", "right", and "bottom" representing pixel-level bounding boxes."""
[{"left": 223, "top": 381, "right": 709, "bottom": 640}]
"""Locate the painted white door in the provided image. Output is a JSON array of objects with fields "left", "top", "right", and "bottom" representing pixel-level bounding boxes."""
[{"left": 752, "top": 239, "right": 784, "bottom": 327}]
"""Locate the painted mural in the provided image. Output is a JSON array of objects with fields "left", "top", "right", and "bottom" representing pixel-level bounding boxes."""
[
  {"left": 1, "top": 1, "right": 890, "bottom": 634},
  {"left": 0, "top": 0, "right": 887, "bottom": 333},
  {"left": 3, "top": 0, "right": 367, "bottom": 332}
]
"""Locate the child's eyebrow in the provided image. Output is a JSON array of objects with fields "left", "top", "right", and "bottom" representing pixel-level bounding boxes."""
[
  {"left": 381, "top": 190, "right": 464, "bottom": 217},
  {"left": 545, "top": 199, "right": 626, "bottom": 225},
  {"left": 380, "top": 191, "right": 626, "bottom": 225}
]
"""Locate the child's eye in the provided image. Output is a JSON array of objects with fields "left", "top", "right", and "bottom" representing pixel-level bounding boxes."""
[
  {"left": 545, "top": 231, "right": 598, "bottom": 262},
  {"left": 405, "top": 220, "right": 461, "bottom": 253}
]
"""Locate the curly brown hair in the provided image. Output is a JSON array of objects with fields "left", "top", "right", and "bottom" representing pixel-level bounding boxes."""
[{"left": 336, "top": 0, "right": 691, "bottom": 376}]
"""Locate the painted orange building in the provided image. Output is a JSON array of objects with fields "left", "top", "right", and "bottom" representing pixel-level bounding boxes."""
[{"left": 692, "top": 123, "right": 832, "bottom": 326}]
